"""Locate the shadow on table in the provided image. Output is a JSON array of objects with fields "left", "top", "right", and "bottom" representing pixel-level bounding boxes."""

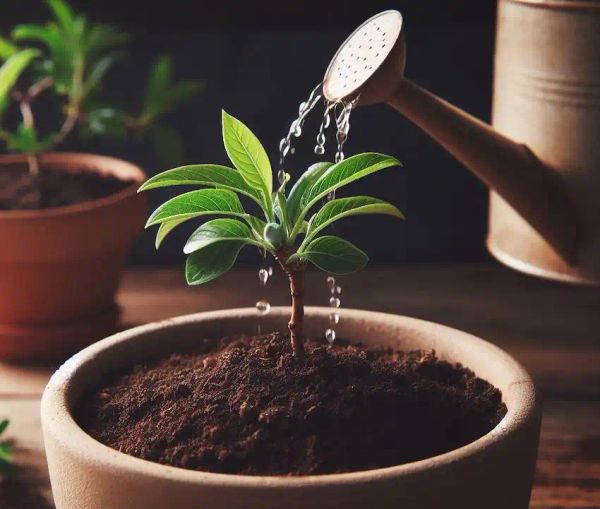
[{"left": 0, "top": 462, "right": 54, "bottom": 509}]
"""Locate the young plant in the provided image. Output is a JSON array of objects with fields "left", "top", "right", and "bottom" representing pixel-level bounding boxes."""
[
  {"left": 0, "top": 419, "right": 12, "bottom": 477},
  {"left": 141, "top": 111, "right": 403, "bottom": 357},
  {"left": 0, "top": 0, "right": 202, "bottom": 172}
]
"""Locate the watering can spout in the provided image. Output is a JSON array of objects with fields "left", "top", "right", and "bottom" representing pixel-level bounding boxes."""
[
  {"left": 322, "top": 8, "right": 600, "bottom": 284},
  {"left": 388, "top": 79, "right": 579, "bottom": 266}
]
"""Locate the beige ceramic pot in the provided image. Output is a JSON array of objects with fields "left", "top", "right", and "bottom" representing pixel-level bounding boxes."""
[
  {"left": 42, "top": 307, "right": 541, "bottom": 509},
  {"left": 0, "top": 153, "right": 146, "bottom": 361}
]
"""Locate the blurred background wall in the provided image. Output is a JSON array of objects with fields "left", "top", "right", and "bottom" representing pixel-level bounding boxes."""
[{"left": 1, "top": 1, "right": 498, "bottom": 266}]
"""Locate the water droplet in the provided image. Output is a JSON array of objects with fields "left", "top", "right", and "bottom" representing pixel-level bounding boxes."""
[
  {"left": 329, "top": 296, "right": 341, "bottom": 308},
  {"left": 277, "top": 170, "right": 286, "bottom": 186},
  {"left": 330, "top": 285, "right": 342, "bottom": 295},
  {"left": 268, "top": 266, "right": 273, "bottom": 276},
  {"left": 326, "top": 276, "right": 336, "bottom": 289},
  {"left": 314, "top": 145, "right": 325, "bottom": 155},
  {"left": 258, "top": 268, "right": 269, "bottom": 286},
  {"left": 327, "top": 190, "right": 336, "bottom": 201},
  {"left": 256, "top": 299, "right": 271, "bottom": 315},
  {"left": 329, "top": 312, "right": 340, "bottom": 325},
  {"left": 335, "top": 152, "right": 344, "bottom": 163},
  {"left": 325, "top": 328, "right": 336, "bottom": 344}
]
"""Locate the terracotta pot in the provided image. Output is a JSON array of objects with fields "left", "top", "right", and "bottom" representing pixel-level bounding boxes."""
[
  {"left": 0, "top": 153, "right": 146, "bottom": 361},
  {"left": 42, "top": 307, "right": 541, "bottom": 509}
]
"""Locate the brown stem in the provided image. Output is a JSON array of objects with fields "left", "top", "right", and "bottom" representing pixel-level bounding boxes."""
[
  {"left": 287, "top": 268, "right": 305, "bottom": 358},
  {"left": 275, "top": 251, "right": 306, "bottom": 358},
  {"left": 27, "top": 77, "right": 54, "bottom": 100},
  {"left": 18, "top": 95, "right": 39, "bottom": 176},
  {"left": 54, "top": 105, "right": 80, "bottom": 146}
]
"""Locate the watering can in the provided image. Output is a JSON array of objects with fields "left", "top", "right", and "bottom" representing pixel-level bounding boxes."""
[{"left": 322, "top": 2, "right": 600, "bottom": 284}]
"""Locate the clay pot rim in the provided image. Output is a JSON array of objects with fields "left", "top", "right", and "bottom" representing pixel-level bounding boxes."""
[
  {"left": 42, "top": 307, "right": 537, "bottom": 488},
  {"left": 0, "top": 152, "right": 145, "bottom": 221}
]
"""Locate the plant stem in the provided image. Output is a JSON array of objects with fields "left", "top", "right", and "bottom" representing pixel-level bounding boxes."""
[
  {"left": 276, "top": 250, "right": 306, "bottom": 358},
  {"left": 27, "top": 77, "right": 54, "bottom": 100},
  {"left": 287, "top": 267, "right": 305, "bottom": 358},
  {"left": 17, "top": 93, "right": 39, "bottom": 175},
  {"left": 11, "top": 79, "right": 54, "bottom": 175}
]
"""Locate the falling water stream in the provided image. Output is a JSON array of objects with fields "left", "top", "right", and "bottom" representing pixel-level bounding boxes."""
[{"left": 256, "top": 82, "right": 358, "bottom": 344}]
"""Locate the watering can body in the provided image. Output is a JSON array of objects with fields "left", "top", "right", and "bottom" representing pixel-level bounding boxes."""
[{"left": 489, "top": 0, "right": 600, "bottom": 283}]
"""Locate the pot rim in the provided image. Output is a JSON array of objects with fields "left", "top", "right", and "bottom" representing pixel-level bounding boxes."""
[
  {"left": 0, "top": 152, "right": 145, "bottom": 221},
  {"left": 42, "top": 307, "right": 538, "bottom": 489}
]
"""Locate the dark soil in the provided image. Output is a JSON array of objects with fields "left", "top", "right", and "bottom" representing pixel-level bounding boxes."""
[
  {"left": 0, "top": 166, "right": 131, "bottom": 211},
  {"left": 78, "top": 333, "right": 507, "bottom": 476}
]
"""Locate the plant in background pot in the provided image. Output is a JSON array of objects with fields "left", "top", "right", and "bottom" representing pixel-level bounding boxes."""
[
  {"left": 0, "top": 0, "right": 201, "bottom": 361},
  {"left": 41, "top": 111, "right": 541, "bottom": 509},
  {"left": 0, "top": 419, "right": 11, "bottom": 477}
]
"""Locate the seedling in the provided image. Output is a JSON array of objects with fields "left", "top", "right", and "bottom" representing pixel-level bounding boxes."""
[
  {"left": 0, "top": 419, "right": 11, "bottom": 476},
  {"left": 0, "top": 0, "right": 202, "bottom": 173},
  {"left": 141, "top": 111, "right": 403, "bottom": 356}
]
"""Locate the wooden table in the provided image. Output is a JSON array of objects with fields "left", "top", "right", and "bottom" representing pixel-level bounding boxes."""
[{"left": 1, "top": 264, "right": 599, "bottom": 508}]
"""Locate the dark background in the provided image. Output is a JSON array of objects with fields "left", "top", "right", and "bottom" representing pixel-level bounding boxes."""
[{"left": 1, "top": 1, "right": 498, "bottom": 266}]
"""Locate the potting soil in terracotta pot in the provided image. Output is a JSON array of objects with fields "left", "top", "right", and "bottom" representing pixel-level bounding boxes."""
[
  {"left": 0, "top": 152, "right": 146, "bottom": 362},
  {"left": 0, "top": 166, "right": 132, "bottom": 210},
  {"left": 78, "top": 332, "right": 506, "bottom": 476}
]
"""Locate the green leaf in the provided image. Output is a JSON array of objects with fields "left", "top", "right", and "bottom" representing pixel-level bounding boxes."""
[
  {"left": 0, "top": 419, "right": 9, "bottom": 435},
  {"left": 83, "top": 54, "right": 119, "bottom": 96},
  {"left": 0, "top": 49, "right": 40, "bottom": 114},
  {"left": 149, "top": 123, "right": 185, "bottom": 167},
  {"left": 47, "top": 0, "right": 76, "bottom": 32},
  {"left": 6, "top": 124, "right": 39, "bottom": 153},
  {"left": 163, "top": 80, "right": 203, "bottom": 113},
  {"left": 299, "top": 235, "right": 368, "bottom": 274},
  {"left": 85, "top": 25, "right": 130, "bottom": 56},
  {"left": 155, "top": 218, "right": 187, "bottom": 249},
  {"left": 12, "top": 24, "right": 62, "bottom": 51},
  {"left": 146, "top": 189, "right": 246, "bottom": 227},
  {"left": 221, "top": 110, "right": 272, "bottom": 213},
  {"left": 245, "top": 215, "right": 268, "bottom": 240},
  {"left": 139, "top": 164, "right": 263, "bottom": 205},
  {"left": 301, "top": 153, "right": 401, "bottom": 213},
  {"left": 0, "top": 442, "right": 11, "bottom": 461},
  {"left": 287, "top": 161, "right": 333, "bottom": 224},
  {"left": 143, "top": 55, "right": 172, "bottom": 116},
  {"left": 304, "top": 196, "right": 404, "bottom": 245},
  {"left": 0, "top": 37, "right": 18, "bottom": 61},
  {"left": 186, "top": 241, "right": 245, "bottom": 285},
  {"left": 184, "top": 218, "right": 258, "bottom": 254},
  {"left": 274, "top": 191, "right": 289, "bottom": 231},
  {"left": 87, "top": 108, "right": 126, "bottom": 138},
  {"left": 12, "top": 24, "right": 70, "bottom": 91}
]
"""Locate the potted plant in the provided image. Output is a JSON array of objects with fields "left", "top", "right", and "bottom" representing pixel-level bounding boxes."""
[
  {"left": 41, "top": 112, "right": 541, "bottom": 509},
  {"left": 0, "top": 0, "right": 201, "bottom": 360}
]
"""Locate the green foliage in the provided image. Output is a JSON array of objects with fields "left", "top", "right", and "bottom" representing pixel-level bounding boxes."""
[
  {"left": 0, "top": 49, "right": 40, "bottom": 116},
  {"left": 221, "top": 110, "right": 273, "bottom": 218},
  {"left": 0, "top": 0, "right": 201, "bottom": 166},
  {"left": 298, "top": 236, "right": 368, "bottom": 274},
  {"left": 0, "top": 418, "right": 12, "bottom": 476},
  {"left": 0, "top": 37, "right": 18, "bottom": 61},
  {"left": 142, "top": 111, "right": 403, "bottom": 283}
]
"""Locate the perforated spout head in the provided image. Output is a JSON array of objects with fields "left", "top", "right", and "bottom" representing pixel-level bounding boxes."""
[{"left": 323, "top": 10, "right": 406, "bottom": 106}]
